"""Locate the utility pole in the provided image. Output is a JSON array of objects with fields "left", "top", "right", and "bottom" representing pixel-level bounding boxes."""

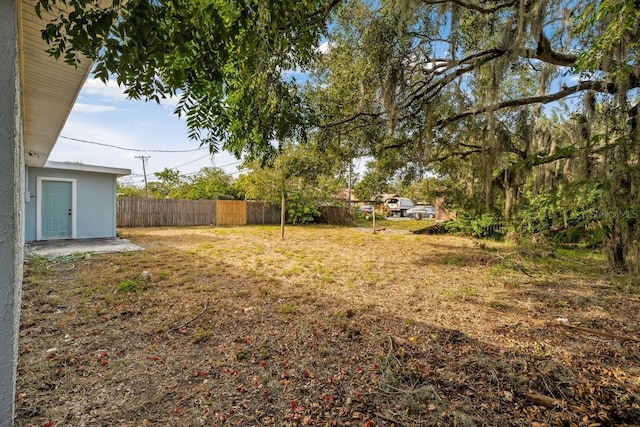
[{"left": 135, "top": 155, "right": 150, "bottom": 198}]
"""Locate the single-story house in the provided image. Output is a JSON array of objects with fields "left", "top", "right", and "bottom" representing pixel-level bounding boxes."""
[
  {"left": 25, "top": 161, "right": 130, "bottom": 241},
  {"left": 17, "top": 0, "right": 130, "bottom": 242},
  {"left": 1, "top": 0, "right": 126, "bottom": 420}
]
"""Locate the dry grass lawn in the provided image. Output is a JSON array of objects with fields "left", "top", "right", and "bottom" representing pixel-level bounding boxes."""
[{"left": 16, "top": 223, "right": 640, "bottom": 426}]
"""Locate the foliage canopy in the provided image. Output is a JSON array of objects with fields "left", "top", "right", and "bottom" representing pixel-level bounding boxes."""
[
  {"left": 37, "top": 0, "right": 339, "bottom": 161},
  {"left": 40, "top": 0, "right": 640, "bottom": 270}
]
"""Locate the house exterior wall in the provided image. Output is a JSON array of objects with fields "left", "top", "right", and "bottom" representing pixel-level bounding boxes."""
[
  {"left": 0, "top": 0, "right": 23, "bottom": 423},
  {"left": 25, "top": 166, "right": 119, "bottom": 241}
]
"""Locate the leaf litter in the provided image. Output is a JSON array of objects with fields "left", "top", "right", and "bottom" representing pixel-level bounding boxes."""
[{"left": 17, "top": 225, "right": 640, "bottom": 426}]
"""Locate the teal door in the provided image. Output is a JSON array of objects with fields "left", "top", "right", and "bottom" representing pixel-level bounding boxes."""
[{"left": 41, "top": 180, "right": 72, "bottom": 239}]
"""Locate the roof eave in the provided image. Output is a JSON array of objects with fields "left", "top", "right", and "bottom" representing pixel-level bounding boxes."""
[{"left": 21, "top": 0, "right": 96, "bottom": 168}]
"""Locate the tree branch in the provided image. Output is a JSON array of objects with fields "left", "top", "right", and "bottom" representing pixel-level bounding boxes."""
[
  {"left": 402, "top": 48, "right": 507, "bottom": 111},
  {"left": 516, "top": 33, "right": 578, "bottom": 67},
  {"left": 436, "top": 80, "right": 620, "bottom": 129},
  {"left": 430, "top": 148, "right": 484, "bottom": 162},
  {"left": 324, "top": 111, "right": 382, "bottom": 128},
  {"left": 522, "top": 32, "right": 640, "bottom": 85},
  {"left": 309, "top": 0, "right": 342, "bottom": 20},
  {"left": 418, "top": 0, "right": 518, "bottom": 14}
]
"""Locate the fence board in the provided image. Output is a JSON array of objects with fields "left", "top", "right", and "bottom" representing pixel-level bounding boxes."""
[
  {"left": 117, "top": 198, "right": 216, "bottom": 227},
  {"left": 318, "top": 206, "right": 355, "bottom": 226},
  {"left": 247, "top": 202, "right": 281, "bottom": 225},
  {"left": 216, "top": 200, "right": 247, "bottom": 226}
]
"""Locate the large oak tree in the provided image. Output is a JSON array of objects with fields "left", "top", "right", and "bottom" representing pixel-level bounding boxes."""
[
  {"left": 40, "top": 0, "right": 639, "bottom": 270},
  {"left": 310, "top": 0, "right": 639, "bottom": 271}
]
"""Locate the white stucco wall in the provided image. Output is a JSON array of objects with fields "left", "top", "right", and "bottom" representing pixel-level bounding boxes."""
[{"left": 0, "top": 0, "right": 24, "bottom": 424}]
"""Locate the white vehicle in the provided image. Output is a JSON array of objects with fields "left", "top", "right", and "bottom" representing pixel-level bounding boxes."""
[{"left": 384, "top": 197, "right": 415, "bottom": 217}]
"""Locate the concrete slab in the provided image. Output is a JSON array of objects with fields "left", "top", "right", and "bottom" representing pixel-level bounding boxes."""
[{"left": 25, "top": 237, "right": 144, "bottom": 259}]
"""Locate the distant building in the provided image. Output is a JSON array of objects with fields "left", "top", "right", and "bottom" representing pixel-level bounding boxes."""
[{"left": 335, "top": 189, "right": 360, "bottom": 204}]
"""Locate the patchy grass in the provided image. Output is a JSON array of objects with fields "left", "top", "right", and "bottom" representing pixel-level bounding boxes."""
[{"left": 16, "top": 225, "right": 640, "bottom": 426}]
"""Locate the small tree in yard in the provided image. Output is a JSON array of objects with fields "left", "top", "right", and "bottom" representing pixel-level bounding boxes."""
[
  {"left": 174, "top": 167, "right": 240, "bottom": 200},
  {"left": 236, "top": 142, "right": 338, "bottom": 234}
]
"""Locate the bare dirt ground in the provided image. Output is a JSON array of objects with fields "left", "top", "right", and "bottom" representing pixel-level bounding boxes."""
[{"left": 16, "top": 224, "right": 640, "bottom": 426}]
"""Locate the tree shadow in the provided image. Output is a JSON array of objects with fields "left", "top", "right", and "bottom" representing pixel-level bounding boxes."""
[{"left": 15, "top": 231, "right": 640, "bottom": 427}]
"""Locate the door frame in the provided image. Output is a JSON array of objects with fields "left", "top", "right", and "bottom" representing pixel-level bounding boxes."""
[{"left": 36, "top": 177, "right": 77, "bottom": 240}]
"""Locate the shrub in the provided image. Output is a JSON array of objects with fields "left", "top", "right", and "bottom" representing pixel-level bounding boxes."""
[
  {"left": 515, "top": 187, "right": 603, "bottom": 246},
  {"left": 444, "top": 214, "right": 505, "bottom": 239},
  {"left": 286, "top": 192, "right": 320, "bottom": 224}
]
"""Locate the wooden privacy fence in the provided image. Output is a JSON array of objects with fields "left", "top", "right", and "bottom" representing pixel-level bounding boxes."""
[
  {"left": 247, "top": 201, "right": 282, "bottom": 225},
  {"left": 117, "top": 198, "right": 216, "bottom": 227},
  {"left": 117, "top": 197, "right": 281, "bottom": 227},
  {"left": 317, "top": 206, "right": 355, "bottom": 226},
  {"left": 117, "top": 197, "right": 352, "bottom": 227}
]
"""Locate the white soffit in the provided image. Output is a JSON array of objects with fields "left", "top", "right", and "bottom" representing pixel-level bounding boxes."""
[
  {"left": 21, "top": 0, "right": 94, "bottom": 167},
  {"left": 43, "top": 160, "right": 131, "bottom": 177}
]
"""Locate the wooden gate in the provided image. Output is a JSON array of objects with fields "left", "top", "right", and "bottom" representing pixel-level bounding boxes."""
[{"left": 216, "top": 200, "right": 247, "bottom": 226}]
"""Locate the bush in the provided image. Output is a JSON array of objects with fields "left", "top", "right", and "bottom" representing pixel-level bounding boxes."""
[
  {"left": 444, "top": 214, "right": 505, "bottom": 239},
  {"left": 355, "top": 209, "right": 385, "bottom": 221},
  {"left": 286, "top": 192, "right": 320, "bottom": 224},
  {"left": 515, "top": 188, "right": 603, "bottom": 246}
]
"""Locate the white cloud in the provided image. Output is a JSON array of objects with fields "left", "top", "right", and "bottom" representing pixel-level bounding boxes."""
[
  {"left": 317, "top": 41, "right": 333, "bottom": 54},
  {"left": 158, "top": 94, "right": 181, "bottom": 108},
  {"left": 82, "top": 76, "right": 182, "bottom": 105},
  {"left": 567, "top": 75, "right": 583, "bottom": 83},
  {"left": 72, "top": 103, "right": 118, "bottom": 114},
  {"left": 82, "top": 78, "right": 129, "bottom": 101}
]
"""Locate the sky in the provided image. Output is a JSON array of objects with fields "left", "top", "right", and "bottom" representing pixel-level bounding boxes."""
[{"left": 48, "top": 77, "right": 245, "bottom": 188}]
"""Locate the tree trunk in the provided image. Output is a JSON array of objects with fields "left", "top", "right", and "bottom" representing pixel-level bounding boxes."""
[
  {"left": 280, "top": 192, "right": 286, "bottom": 239},
  {"left": 504, "top": 185, "right": 516, "bottom": 220},
  {"left": 502, "top": 168, "right": 519, "bottom": 220},
  {"left": 607, "top": 220, "right": 627, "bottom": 272},
  {"left": 372, "top": 203, "right": 377, "bottom": 234}
]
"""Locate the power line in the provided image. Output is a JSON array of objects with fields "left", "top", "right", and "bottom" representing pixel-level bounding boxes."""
[
  {"left": 125, "top": 159, "right": 247, "bottom": 186},
  {"left": 179, "top": 160, "right": 245, "bottom": 176},
  {"left": 167, "top": 155, "right": 244, "bottom": 173},
  {"left": 229, "top": 168, "right": 250, "bottom": 176},
  {"left": 59, "top": 135, "right": 207, "bottom": 153},
  {"left": 169, "top": 153, "right": 214, "bottom": 170},
  {"left": 214, "top": 159, "right": 245, "bottom": 169}
]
